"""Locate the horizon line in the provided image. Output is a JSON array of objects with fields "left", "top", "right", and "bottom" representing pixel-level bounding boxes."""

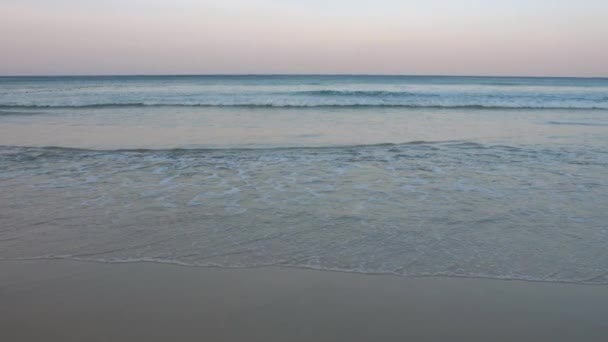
[{"left": 1, "top": 73, "right": 608, "bottom": 79}]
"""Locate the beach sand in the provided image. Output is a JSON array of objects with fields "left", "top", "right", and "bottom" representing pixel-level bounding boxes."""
[{"left": 1, "top": 260, "right": 607, "bottom": 342}]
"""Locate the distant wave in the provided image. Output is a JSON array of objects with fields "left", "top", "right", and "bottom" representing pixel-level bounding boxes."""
[
  {"left": 0, "top": 141, "right": 429, "bottom": 152},
  {"left": 1, "top": 103, "right": 607, "bottom": 110},
  {"left": 0, "top": 141, "right": 521, "bottom": 155},
  {"left": 0, "top": 110, "right": 45, "bottom": 116},
  {"left": 293, "top": 90, "right": 435, "bottom": 97},
  {"left": 547, "top": 121, "right": 608, "bottom": 127}
]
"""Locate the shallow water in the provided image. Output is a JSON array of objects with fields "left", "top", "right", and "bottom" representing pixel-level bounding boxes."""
[{"left": 1, "top": 75, "right": 608, "bottom": 284}]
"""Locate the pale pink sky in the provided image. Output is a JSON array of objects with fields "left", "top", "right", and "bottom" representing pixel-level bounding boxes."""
[{"left": 1, "top": 0, "right": 607, "bottom": 76}]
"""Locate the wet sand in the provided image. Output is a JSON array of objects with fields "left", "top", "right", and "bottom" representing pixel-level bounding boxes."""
[{"left": 1, "top": 260, "right": 607, "bottom": 342}]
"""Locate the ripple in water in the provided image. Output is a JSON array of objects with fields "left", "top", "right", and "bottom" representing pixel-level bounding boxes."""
[{"left": 1, "top": 142, "right": 608, "bottom": 284}]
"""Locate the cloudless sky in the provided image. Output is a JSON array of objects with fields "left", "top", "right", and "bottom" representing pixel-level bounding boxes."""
[{"left": 1, "top": 0, "right": 607, "bottom": 76}]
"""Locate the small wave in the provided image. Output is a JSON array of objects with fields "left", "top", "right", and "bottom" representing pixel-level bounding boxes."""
[
  {"left": 0, "top": 140, "right": 474, "bottom": 154},
  {"left": 0, "top": 103, "right": 149, "bottom": 109},
  {"left": 2, "top": 255, "right": 607, "bottom": 285},
  {"left": 547, "top": 121, "right": 608, "bottom": 127},
  {"left": 293, "top": 90, "right": 429, "bottom": 97},
  {"left": 0, "top": 110, "right": 45, "bottom": 116},
  {"left": 1, "top": 103, "right": 606, "bottom": 110}
]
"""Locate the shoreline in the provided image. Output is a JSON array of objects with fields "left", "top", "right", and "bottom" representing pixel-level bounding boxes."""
[
  {"left": 3, "top": 257, "right": 607, "bottom": 286},
  {"left": 2, "top": 259, "right": 607, "bottom": 342}
]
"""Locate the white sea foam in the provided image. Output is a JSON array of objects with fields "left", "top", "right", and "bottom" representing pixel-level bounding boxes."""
[{"left": 1, "top": 142, "right": 608, "bottom": 284}]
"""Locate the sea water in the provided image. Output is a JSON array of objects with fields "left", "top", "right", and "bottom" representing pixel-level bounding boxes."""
[{"left": 1, "top": 75, "right": 607, "bottom": 284}]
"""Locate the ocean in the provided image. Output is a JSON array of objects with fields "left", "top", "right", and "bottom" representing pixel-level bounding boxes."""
[{"left": 1, "top": 75, "right": 607, "bottom": 284}]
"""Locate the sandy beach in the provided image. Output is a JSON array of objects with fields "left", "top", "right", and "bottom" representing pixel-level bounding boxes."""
[{"left": 1, "top": 260, "right": 607, "bottom": 342}]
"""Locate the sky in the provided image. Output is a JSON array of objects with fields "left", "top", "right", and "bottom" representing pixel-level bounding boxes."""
[{"left": 1, "top": 0, "right": 607, "bottom": 76}]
